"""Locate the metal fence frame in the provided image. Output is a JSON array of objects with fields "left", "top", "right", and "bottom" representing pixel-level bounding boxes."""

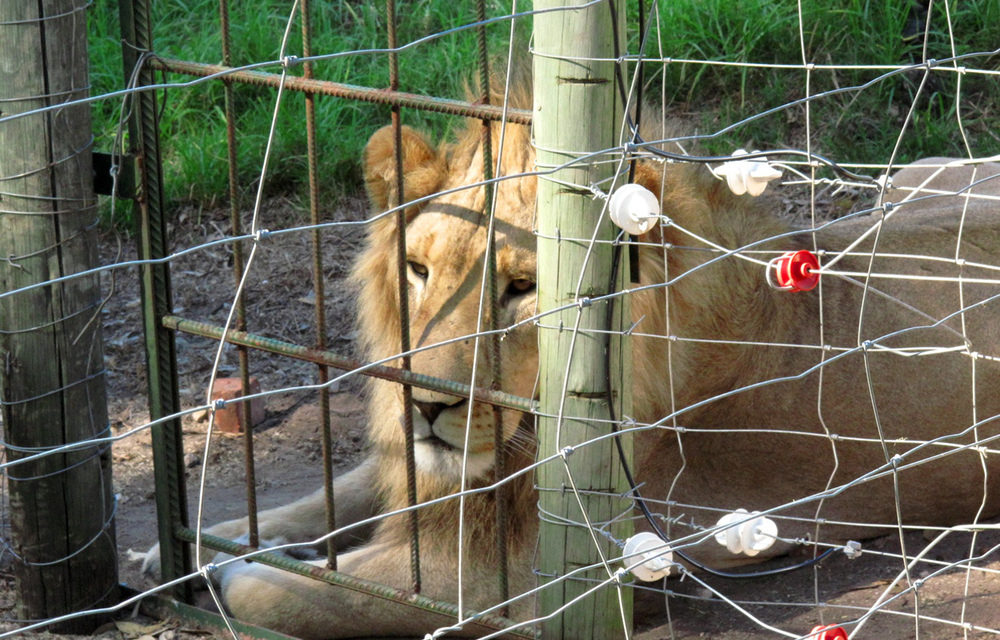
[{"left": 116, "top": 0, "right": 546, "bottom": 634}]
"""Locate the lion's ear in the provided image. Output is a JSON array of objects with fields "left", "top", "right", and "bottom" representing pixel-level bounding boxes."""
[{"left": 363, "top": 125, "right": 446, "bottom": 216}]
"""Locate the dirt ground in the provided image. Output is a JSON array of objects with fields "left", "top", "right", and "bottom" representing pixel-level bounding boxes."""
[
  {"left": 2, "top": 191, "right": 1000, "bottom": 640},
  {"left": 1, "top": 194, "right": 372, "bottom": 638},
  {"left": 98, "top": 195, "right": 372, "bottom": 590}
]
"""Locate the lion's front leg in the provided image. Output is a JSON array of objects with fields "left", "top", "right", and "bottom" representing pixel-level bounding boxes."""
[
  {"left": 232, "top": 456, "right": 381, "bottom": 552},
  {"left": 219, "top": 542, "right": 471, "bottom": 640},
  {"left": 143, "top": 457, "right": 381, "bottom": 578},
  {"left": 218, "top": 525, "right": 535, "bottom": 639}
]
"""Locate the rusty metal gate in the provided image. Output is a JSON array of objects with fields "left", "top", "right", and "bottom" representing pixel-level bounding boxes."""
[{"left": 118, "top": 0, "right": 533, "bottom": 634}]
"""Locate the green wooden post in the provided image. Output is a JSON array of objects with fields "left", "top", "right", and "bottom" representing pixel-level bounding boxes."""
[
  {"left": 0, "top": 0, "right": 119, "bottom": 630},
  {"left": 533, "top": 1, "right": 633, "bottom": 638}
]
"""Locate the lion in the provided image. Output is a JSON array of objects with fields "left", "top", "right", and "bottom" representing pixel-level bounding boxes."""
[{"left": 144, "top": 88, "right": 1000, "bottom": 637}]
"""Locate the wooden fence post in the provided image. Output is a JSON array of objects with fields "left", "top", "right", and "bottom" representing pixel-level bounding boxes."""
[
  {"left": 533, "top": 0, "right": 633, "bottom": 638},
  {"left": 0, "top": 0, "right": 119, "bottom": 630}
]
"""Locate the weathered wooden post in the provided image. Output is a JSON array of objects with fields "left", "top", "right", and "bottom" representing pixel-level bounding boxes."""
[
  {"left": 0, "top": 0, "right": 119, "bottom": 630},
  {"left": 533, "top": 0, "right": 633, "bottom": 638}
]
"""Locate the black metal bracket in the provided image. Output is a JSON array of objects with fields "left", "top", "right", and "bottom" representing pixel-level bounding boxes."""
[{"left": 92, "top": 151, "right": 136, "bottom": 199}]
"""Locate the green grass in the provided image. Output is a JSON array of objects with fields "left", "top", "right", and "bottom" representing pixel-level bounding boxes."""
[
  {"left": 642, "top": 0, "right": 1000, "bottom": 165},
  {"left": 88, "top": 0, "right": 520, "bottom": 212},
  {"left": 88, "top": 0, "right": 1000, "bottom": 217}
]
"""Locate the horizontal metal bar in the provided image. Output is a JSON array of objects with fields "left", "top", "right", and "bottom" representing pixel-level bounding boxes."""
[
  {"left": 162, "top": 315, "right": 536, "bottom": 413},
  {"left": 175, "top": 528, "right": 537, "bottom": 638},
  {"left": 149, "top": 58, "right": 532, "bottom": 125}
]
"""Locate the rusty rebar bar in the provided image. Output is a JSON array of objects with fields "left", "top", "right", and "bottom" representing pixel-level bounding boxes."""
[
  {"left": 473, "top": 0, "right": 510, "bottom": 613},
  {"left": 299, "top": 0, "right": 337, "bottom": 572},
  {"left": 217, "top": 0, "right": 260, "bottom": 551},
  {"left": 385, "top": 0, "right": 421, "bottom": 596},
  {"left": 148, "top": 58, "right": 532, "bottom": 124},
  {"left": 162, "top": 316, "right": 536, "bottom": 413}
]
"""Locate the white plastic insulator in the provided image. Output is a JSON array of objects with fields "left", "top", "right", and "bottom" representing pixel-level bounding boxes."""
[
  {"left": 715, "top": 149, "right": 783, "bottom": 197},
  {"left": 609, "top": 184, "right": 660, "bottom": 235},
  {"left": 714, "top": 509, "right": 778, "bottom": 557},
  {"left": 622, "top": 532, "right": 673, "bottom": 581},
  {"left": 843, "top": 540, "right": 863, "bottom": 560}
]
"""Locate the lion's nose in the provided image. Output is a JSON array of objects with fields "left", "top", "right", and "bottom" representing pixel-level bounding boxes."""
[{"left": 413, "top": 400, "right": 448, "bottom": 425}]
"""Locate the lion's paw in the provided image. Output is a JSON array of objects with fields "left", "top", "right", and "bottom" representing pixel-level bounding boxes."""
[
  {"left": 136, "top": 543, "right": 162, "bottom": 579},
  {"left": 137, "top": 533, "right": 323, "bottom": 585}
]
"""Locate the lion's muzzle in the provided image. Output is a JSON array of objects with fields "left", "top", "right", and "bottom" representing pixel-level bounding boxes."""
[{"left": 410, "top": 399, "right": 496, "bottom": 453}]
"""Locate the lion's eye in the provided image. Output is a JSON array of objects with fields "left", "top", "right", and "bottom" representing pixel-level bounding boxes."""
[
  {"left": 408, "top": 261, "right": 429, "bottom": 280},
  {"left": 507, "top": 278, "right": 535, "bottom": 297}
]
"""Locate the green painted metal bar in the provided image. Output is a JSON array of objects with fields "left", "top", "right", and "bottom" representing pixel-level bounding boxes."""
[
  {"left": 162, "top": 315, "right": 536, "bottom": 413},
  {"left": 129, "top": 587, "right": 301, "bottom": 640},
  {"left": 148, "top": 58, "right": 532, "bottom": 125},
  {"left": 174, "top": 529, "right": 538, "bottom": 639},
  {"left": 118, "top": 0, "right": 192, "bottom": 603}
]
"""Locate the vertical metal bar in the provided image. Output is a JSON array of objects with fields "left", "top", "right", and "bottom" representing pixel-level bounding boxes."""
[
  {"left": 300, "top": 0, "right": 338, "bottom": 571},
  {"left": 474, "top": 0, "right": 509, "bottom": 612},
  {"left": 625, "top": 0, "right": 643, "bottom": 284},
  {"left": 117, "top": 0, "right": 192, "bottom": 602},
  {"left": 218, "top": 0, "right": 260, "bottom": 550},
  {"left": 386, "top": 0, "right": 421, "bottom": 594}
]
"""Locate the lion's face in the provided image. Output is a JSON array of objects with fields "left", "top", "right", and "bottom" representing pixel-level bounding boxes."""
[{"left": 357, "top": 123, "right": 539, "bottom": 483}]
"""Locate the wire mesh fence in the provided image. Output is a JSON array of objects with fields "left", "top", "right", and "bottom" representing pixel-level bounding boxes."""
[{"left": 1, "top": 0, "right": 1000, "bottom": 638}]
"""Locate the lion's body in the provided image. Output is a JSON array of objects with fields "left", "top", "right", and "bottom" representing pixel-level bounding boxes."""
[
  {"left": 156, "top": 104, "right": 1000, "bottom": 637},
  {"left": 628, "top": 160, "right": 1000, "bottom": 553}
]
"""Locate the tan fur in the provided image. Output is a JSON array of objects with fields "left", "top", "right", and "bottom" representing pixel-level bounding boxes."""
[{"left": 150, "top": 100, "right": 1000, "bottom": 636}]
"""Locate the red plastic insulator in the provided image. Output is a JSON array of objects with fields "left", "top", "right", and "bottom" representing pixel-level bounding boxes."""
[
  {"left": 771, "top": 249, "right": 820, "bottom": 292},
  {"left": 810, "top": 624, "right": 848, "bottom": 640}
]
